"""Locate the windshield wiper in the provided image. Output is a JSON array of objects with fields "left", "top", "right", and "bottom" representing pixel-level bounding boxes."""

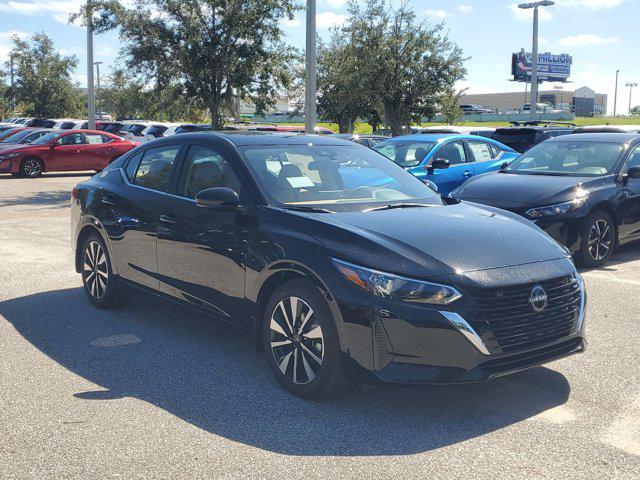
[
  {"left": 363, "top": 202, "right": 432, "bottom": 212},
  {"left": 280, "top": 205, "right": 335, "bottom": 214}
]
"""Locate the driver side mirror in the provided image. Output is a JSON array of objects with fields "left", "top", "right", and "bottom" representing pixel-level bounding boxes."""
[
  {"left": 195, "top": 187, "right": 241, "bottom": 209},
  {"left": 49, "top": 141, "right": 60, "bottom": 149},
  {"left": 425, "top": 158, "right": 450, "bottom": 172},
  {"left": 499, "top": 161, "right": 510, "bottom": 171}
]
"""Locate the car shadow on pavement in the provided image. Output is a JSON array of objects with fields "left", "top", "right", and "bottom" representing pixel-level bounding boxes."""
[
  {"left": 0, "top": 287, "right": 571, "bottom": 456},
  {"left": 0, "top": 190, "right": 71, "bottom": 209}
]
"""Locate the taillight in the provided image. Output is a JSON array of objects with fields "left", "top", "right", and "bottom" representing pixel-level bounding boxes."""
[{"left": 71, "top": 187, "right": 78, "bottom": 199}]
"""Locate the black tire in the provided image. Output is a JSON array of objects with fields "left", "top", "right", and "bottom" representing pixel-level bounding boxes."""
[
  {"left": 81, "top": 234, "right": 125, "bottom": 308},
  {"left": 262, "top": 279, "right": 351, "bottom": 399},
  {"left": 19, "top": 157, "right": 44, "bottom": 177},
  {"left": 10, "top": 173, "right": 21, "bottom": 177},
  {"left": 576, "top": 210, "right": 616, "bottom": 268}
]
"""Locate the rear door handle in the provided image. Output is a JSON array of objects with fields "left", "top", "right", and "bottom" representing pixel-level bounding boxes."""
[{"left": 159, "top": 214, "right": 177, "bottom": 224}]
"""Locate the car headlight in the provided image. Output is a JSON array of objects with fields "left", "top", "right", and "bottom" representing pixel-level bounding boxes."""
[
  {"left": 332, "top": 258, "right": 462, "bottom": 305},
  {"left": 526, "top": 196, "right": 588, "bottom": 218},
  {"left": 0, "top": 153, "right": 20, "bottom": 161}
]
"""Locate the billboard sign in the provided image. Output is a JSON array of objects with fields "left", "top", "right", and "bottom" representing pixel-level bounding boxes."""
[{"left": 511, "top": 49, "right": 572, "bottom": 83}]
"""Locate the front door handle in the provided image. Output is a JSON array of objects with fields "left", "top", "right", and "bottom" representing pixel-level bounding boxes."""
[
  {"left": 463, "top": 170, "right": 473, "bottom": 177},
  {"left": 159, "top": 214, "right": 177, "bottom": 224},
  {"left": 101, "top": 194, "right": 116, "bottom": 205}
]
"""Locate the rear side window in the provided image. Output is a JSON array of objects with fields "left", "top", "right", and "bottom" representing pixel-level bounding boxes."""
[
  {"left": 128, "top": 125, "right": 146, "bottom": 136},
  {"left": 133, "top": 145, "right": 181, "bottom": 192},
  {"left": 467, "top": 141, "right": 495, "bottom": 162},
  {"left": 147, "top": 126, "right": 168, "bottom": 138},
  {"left": 85, "top": 134, "right": 103, "bottom": 145},
  {"left": 60, "top": 122, "right": 75, "bottom": 129}
]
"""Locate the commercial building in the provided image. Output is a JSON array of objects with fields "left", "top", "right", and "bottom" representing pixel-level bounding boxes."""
[{"left": 460, "top": 86, "right": 607, "bottom": 116}]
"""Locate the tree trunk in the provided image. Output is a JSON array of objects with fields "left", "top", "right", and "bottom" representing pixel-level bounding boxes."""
[
  {"left": 338, "top": 117, "right": 355, "bottom": 134},
  {"left": 210, "top": 102, "right": 223, "bottom": 130}
]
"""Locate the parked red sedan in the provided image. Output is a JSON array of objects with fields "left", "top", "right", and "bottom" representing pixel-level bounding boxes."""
[{"left": 0, "top": 130, "right": 139, "bottom": 177}]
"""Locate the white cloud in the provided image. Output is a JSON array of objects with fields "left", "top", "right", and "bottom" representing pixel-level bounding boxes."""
[
  {"left": 458, "top": 5, "right": 472, "bottom": 14},
  {"left": 0, "top": 0, "right": 84, "bottom": 24},
  {"left": 324, "top": 0, "right": 347, "bottom": 8},
  {"left": 0, "top": 30, "right": 29, "bottom": 63},
  {"left": 284, "top": 16, "right": 302, "bottom": 27},
  {"left": 424, "top": 9, "right": 449, "bottom": 19},
  {"left": 556, "top": 0, "right": 626, "bottom": 9},
  {"left": 316, "top": 12, "right": 346, "bottom": 29},
  {"left": 558, "top": 34, "right": 619, "bottom": 46},
  {"left": 508, "top": 3, "right": 553, "bottom": 22},
  {"left": 539, "top": 36, "right": 549, "bottom": 46}
]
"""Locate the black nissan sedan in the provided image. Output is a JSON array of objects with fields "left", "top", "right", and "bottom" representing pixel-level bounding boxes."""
[
  {"left": 450, "top": 133, "right": 640, "bottom": 268},
  {"left": 71, "top": 132, "right": 586, "bottom": 398}
]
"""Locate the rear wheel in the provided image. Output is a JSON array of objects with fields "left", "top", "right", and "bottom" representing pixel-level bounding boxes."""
[
  {"left": 20, "top": 157, "right": 44, "bottom": 177},
  {"left": 576, "top": 211, "right": 616, "bottom": 268},
  {"left": 81, "top": 234, "right": 125, "bottom": 308},
  {"left": 262, "top": 279, "right": 351, "bottom": 399}
]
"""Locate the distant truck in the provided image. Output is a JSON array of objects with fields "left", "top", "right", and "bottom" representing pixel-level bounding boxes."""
[{"left": 506, "top": 103, "right": 562, "bottom": 114}]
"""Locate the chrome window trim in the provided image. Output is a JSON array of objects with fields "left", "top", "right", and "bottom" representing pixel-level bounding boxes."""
[
  {"left": 440, "top": 311, "right": 491, "bottom": 356},
  {"left": 118, "top": 168, "right": 197, "bottom": 203}
]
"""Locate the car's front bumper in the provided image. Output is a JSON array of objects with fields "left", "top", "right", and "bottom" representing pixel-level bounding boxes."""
[
  {"left": 0, "top": 159, "right": 13, "bottom": 173},
  {"left": 330, "top": 258, "right": 586, "bottom": 385}
]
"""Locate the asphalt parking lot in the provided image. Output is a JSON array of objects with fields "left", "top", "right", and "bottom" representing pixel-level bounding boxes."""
[{"left": 1, "top": 172, "right": 639, "bottom": 479}]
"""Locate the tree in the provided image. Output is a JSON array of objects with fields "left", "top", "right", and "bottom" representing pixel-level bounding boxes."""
[
  {"left": 345, "top": 1, "right": 466, "bottom": 136},
  {"left": 77, "top": 0, "right": 299, "bottom": 129},
  {"left": 439, "top": 87, "right": 467, "bottom": 125},
  {"left": 317, "top": 34, "right": 365, "bottom": 133},
  {"left": 9, "top": 33, "right": 84, "bottom": 118},
  {"left": 631, "top": 106, "right": 640, "bottom": 116}
]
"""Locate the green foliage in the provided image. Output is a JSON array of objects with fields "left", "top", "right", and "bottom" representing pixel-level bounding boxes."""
[
  {"left": 631, "top": 106, "right": 640, "bottom": 117},
  {"left": 80, "top": 0, "right": 300, "bottom": 129},
  {"left": 317, "top": 0, "right": 467, "bottom": 136},
  {"left": 9, "top": 33, "right": 84, "bottom": 118},
  {"left": 439, "top": 87, "right": 467, "bottom": 125}
]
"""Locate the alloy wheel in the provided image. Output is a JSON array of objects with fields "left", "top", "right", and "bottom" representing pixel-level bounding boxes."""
[
  {"left": 269, "top": 296, "right": 324, "bottom": 385},
  {"left": 587, "top": 219, "right": 612, "bottom": 261},
  {"left": 83, "top": 241, "right": 109, "bottom": 300},
  {"left": 22, "top": 159, "right": 42, "bottom": 177}
]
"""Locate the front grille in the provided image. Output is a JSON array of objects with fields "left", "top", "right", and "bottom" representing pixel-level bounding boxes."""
[{"left": 468, "top": 275, "right": 582, "bottom": 354}]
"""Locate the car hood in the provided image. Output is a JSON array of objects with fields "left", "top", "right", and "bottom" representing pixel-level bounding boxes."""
[
  {"left": 451, "top": 172, "right": 607, "bottom": 209},
  {"left": 284, "top": 202, "right": 569, "bottom": 278}
]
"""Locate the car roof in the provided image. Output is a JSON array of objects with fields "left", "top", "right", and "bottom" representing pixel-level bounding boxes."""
[
  {"left": 171, "top": 131, "right": 355, "bottom": 146},
  {"left": 380, "top": 133, "right": 491, "bottom": 142},
  {"left": 547, "top": 132, "right": 640, "bottom": 143}
]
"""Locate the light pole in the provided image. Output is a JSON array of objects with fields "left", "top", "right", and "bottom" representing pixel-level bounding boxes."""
[
  {"left": 94, "top": 61, "right": 103, "bottom": 119},
  {"left": 613, "top": 69, "right": 620, "bottom": 117},
  {"left": 518, "top": 1, "right": 555, "bottom": 120},
  {"left": 627, "top": 82, "right": 638, "bottom": 116},
  {"left": 554, "top": 85, "right": 563, "bottom": 110},
  {"left": 305, "top": 0, "right": 317, "bottom": 134},
  {"left": 86, "top": 0, "right": 96, "bottom": 129}
]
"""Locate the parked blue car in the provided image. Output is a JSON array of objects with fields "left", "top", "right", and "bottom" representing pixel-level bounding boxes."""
[{"left": 372, "top": 134, "right": 519, "bottom": 195}]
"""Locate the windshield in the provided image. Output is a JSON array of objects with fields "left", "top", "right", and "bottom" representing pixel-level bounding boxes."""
[
  {"left": 505, "top": 140, "right": 625, "bottom": 176},
  {"left": 240, "top": 144, "right": 441, "bottom": 212},
  {"left": 31, "top": 132, "right": 61, "bottom": 145},
  {"left": 373, "top": 140, "right": 436, "bottom": 168},
  {"left": 0, "top": 130, "right": 34, "bottom": 143}
]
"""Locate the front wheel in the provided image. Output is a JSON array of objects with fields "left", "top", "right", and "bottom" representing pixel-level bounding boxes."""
[
  {"left": 262, "top": 279, "right": 351, "bottom": 399},
  {"left": 81, "top": 234, "right": 125, "bottom": 308},
  {"left": 576, "top": 211, "right": 616, "bottom": 268},
  {"left": 20, "top": 157, "right": 44, "bottom": 177}
]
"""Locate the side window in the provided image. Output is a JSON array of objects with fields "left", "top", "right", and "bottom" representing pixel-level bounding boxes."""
[
  {"left": 628, "top": 146, "right": 640, "bottom": 169},
  {"left": 468, "top": 141, "right": 496, "bottom": 162},
  {"left": 85, "top": 134, "right": 103, "bottom": 145},
  {"left": 101, "top": 135, "right": 113, "bottom": 144},
  {"left": 125, "top": 152, "right": 144, "bottom": 182},
  {"left": 437, "top": 141, "right": 467, "bottom": 165},
  {"left": 59, "top": 133, "right": 84, "bottom": 145},
  {"left": 177, "top": 145, "right": 242, "bottom": 199},
  {"left": 134, "top": 145, "right": 181, "bottom": 192}
]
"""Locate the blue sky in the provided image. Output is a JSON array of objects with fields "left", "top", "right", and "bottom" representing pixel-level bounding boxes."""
[{"left": 0, "top": 0, "right": 637, "bottom": 114}]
